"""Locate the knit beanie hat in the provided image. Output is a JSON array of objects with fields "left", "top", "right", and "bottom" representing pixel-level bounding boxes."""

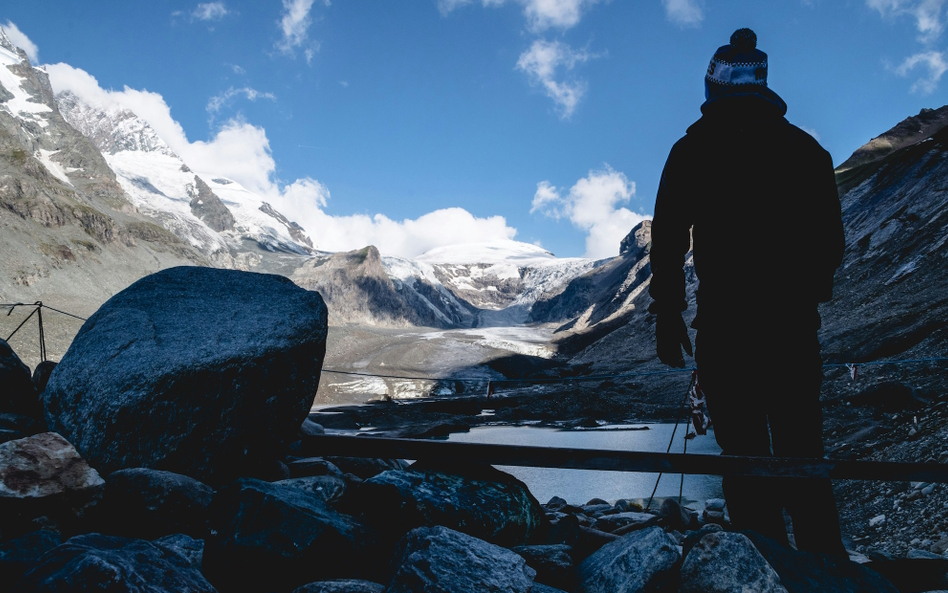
[{"left": 703, "top": 28, "right": 786, "bottom": 112}]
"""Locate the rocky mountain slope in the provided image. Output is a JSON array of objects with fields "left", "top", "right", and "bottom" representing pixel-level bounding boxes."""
[{"left": 0, "top": 28, "right": 209, "bottom": 364}]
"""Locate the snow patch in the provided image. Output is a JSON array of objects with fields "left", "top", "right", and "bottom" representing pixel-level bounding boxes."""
[
  {"left": 0, "top": 46, "right": 52, "bottom": 126},
  {"left": 34, "top": 149, "right": 72, "bottom": 186}
]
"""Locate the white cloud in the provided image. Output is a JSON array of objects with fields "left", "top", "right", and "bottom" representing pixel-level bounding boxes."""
[
  {"left": 867, "top": 0, "right": 947, "bottom": 42},
  {"left": 438, "top": 0, "right": 600, "bottom": 32},
  {"left": 276, "top": 0, "right": 327, "bottom": 63},
  {"left": 516, "top": 39, "right": 598, "bottom": 118},
  {"left": 895, "top": 49, "right": 948, "bottom": 92},
  {"left": 1, "top": 21, "right": 39, "bottom": 64},
  {"left": 206, "top": 87, "right": 277, "bottom": 124},
  {"left": 532, "top": 167, "right": 648, "bottom": 259},
  {"left": 192, "top": 2, "right": 230, "bottom": 21},
  {"left": 662, "top": 0, "right": 703, "bottom": 27},
  {"left": 230, "top": 64, "right": 246, "bottom": 75},
  {"left": 44, "top": 63, "right": 518, "bottom": 258}
]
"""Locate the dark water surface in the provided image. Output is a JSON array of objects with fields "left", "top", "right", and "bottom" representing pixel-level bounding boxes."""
[{"left": 448, "top": 424, "right": 724, "bottom": 508}]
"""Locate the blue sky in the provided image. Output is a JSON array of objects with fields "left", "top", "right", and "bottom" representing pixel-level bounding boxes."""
[{"left": 3, "top": 1, "right": 946, "bottom": 258}]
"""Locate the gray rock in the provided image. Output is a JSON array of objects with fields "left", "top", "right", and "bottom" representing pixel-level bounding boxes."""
[
  {"left": 577, "top": 526, "right": 681, "bottom": 593},
  {"left": 594, "top": 511, "right": 659, "bottom": 533},
  {"left": 510, "top": 544, "right": 574, "bottom": 590},
  {"left": 31, "top": 361, "right": 57, "bottom": 395},
  {"left": 188, "top": 175, "right": 235, "bottom": 232},
  {"left": 660, "top": 498, "right": 695, "bottom": 531},
  {"left": 705, "top": 498, "right": 726, "bottom": 512},
  {"left": 582, "top": 503, "right": 614, "bottom": 516},
  {"left": 300, "top": 419, "right": 325, "bottom": 437},
  {"left": 13, "top": 533, "right": 216, "bottom": 592},
  {"left": 682, "top": 523, "right": 723, "bottom": 559},
  {"left": 42, "top": 266, "right": 328, "bottom": 485},
  {"left": 546, "top": 496, "right": 569, "bottom": 510},
  {"left": 275, "top": 475, "right": 347, "bottom": 504},
  {"left": 908, "top": 549, "right": 945, "bottom": 559},
  {"left": 680, "top": 531, "right": 787, "bottom": 593},
  {"left": 204, "top": 478, "right": 376, "bottom": 592},
  {"left": 98, "top": 468, "right": 213, "bottom": 539},
  {"left": 0, "top": 432, "right": 104, "bottom": 502},
  {"left": 385, "top": 526, "right": 536, "bottom": 593},
  {"left": 292, "top": 580, "right": 385, "bottom": 593},
  {"left": 0, "top": 339, "right": 38, "bottom": 418},
  {"left": 0, "top": 530, "right": 61, "bottom": 584},
  {"left": 358, "top": 464, "right": 545, "bottom": 548},
  {"left": 531, "top": 585, "right": 569, "bottom": 593},
  {"left": 153, "top": 534, "right": 203, "bottom": 569}
]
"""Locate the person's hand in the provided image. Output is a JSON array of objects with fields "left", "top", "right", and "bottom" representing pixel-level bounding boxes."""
[{"left": 656, "top": 312, "right": 693, "bottom": 368}]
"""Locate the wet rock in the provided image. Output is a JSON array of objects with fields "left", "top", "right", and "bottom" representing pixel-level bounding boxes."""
[
  {"left": 204, "top": 478, "right": 376, "bottom": 592},
  {"left": 292, "top": 580, "right": 384, "bottom": 593},
  {"left": 577, "top": 526, "right": 681, "bottom": 593},
  {"left": 325, "top": 457, "right": 407, "bottom": 480},
  {"left": 13, "top": 533, "right": 216, "bottom": 592},
  {"left": 43, "top": 266, "right": 328, "bottom": 485},
  {"left": 385, "top": 525, "right": 536, "bottom": 593},
  {"left": 275, "top": 475, "right": 347, "bottom": 504},
  {"left": 0, "top": 530, "right": 61, "bottom": 584},
  {"left": 98, "top": 468, "right": 212, "bottom": 539},
  {"left": 357, "top": 464, "right": 545, "bottom": 548},
  {"left": 153, "top": 534, "right": 203, "bottom": 569},
  {"left": 680, "top": 531, "right": 787, "bottom": 593},
  {"left": 31, "top": 361, "right": 56, "bottom": 395},
  {"left": 0, "top": 339, "right": 39, "bottom": 418},
  {"left": 510, "top": 544, "right": 575, "bottom": 590},
  {"left": 744, "top": 531, "right": 900, "bottom": 593}
]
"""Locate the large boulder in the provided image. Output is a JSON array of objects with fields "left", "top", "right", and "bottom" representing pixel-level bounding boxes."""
[
  {"left": 0, "top": 530, "right": 61, "bottom": 584},
  {"left": 0, "top": 339, "right": 39, "bottom": 418},
  {"left": 385, "top": 526, "right": 536, "bottom": 593},
  {"left": 577, "top": 526, "right": 681, "bottom": 593},
  {"left": 203, "top": 478, "right": 377, "bottom": 593},
  {"left": 42, "top": 266, "right": 328, "bottom": 484},
  {"left": 97, "top": 468, "right": 213, "bottom": 539},
  {"left": 13, "top": 533, "right": 216, "bottom": 592},
  {"left": 680, "top": 531, "right": 787, "bottom": 593},
  {"left": 357, "top": 464, "right": 546, "bottom": 548}
]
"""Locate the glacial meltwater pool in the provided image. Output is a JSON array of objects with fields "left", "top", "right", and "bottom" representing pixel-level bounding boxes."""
[{"left": 447, "top": 424, "right": 724, "bottom": 508}]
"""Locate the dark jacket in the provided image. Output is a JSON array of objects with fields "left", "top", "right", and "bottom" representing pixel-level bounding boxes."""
[{"left": 648, "top": 95, "right": 845, "bottom": 329}]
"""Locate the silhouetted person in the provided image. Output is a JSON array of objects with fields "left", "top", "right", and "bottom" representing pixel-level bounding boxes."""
[{"left": 648, "top": 28, "right": 847, "bottom": 557}]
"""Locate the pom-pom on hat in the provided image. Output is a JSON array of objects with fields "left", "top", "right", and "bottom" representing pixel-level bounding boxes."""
[{"left": 703, "top": 28, "right": 786, "bottom": 112}]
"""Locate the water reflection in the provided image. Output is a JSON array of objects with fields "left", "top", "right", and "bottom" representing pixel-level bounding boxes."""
[{"left": 448, "top": 424, "right": 724, "bottom": 507}]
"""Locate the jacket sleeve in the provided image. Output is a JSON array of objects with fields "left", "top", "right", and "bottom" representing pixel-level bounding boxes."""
[
  {"left": 812, "top": 148, "right": 845, "bottom": 303},
  {"left": 648, "top": 140, "right": 694, "bottom": 314}
]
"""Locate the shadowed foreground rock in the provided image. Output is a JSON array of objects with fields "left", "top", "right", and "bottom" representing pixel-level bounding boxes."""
[
  {"left": 0, "top": 339, "right": 39, "bottom": 418},
  {"left": 357, "top": 463, "right": 546, "bottom": 548},
  {"left": 42, "top": 266, "right": 328, "bottom": 484},
  {"left": 292, "top": 580, "right": 385, "bottom": 593},
  {"left": 577, "top": 526, "right": 681, "bottom": 593},
  {"left": 385, "top": 525, "right": 536, "bottom": 593},
  {"left": 680, "top": 531, "right": 787, "bottom": 593},
  {"left": 203, "top": 478, "right": 377, "bottom": 593},
  {"left": 97, "top": 467, "right": 213, "bottom": 539},
  {"left": 13, "top": 533, "right": 216, "bottom": 592}
]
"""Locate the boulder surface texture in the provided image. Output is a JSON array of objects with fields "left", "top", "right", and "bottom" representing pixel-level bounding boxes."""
[
  {"left": 0, "top": 432, "right": 103, "bottom": 501},
  {"left": 680, "top": 531, "right": 787, "bottom": 593},
  {"left": 359, "top": 464, "right": 545, "bottom": 547},
  {"left": 98, "top": 467, "right": 213, "bottom": 539},
  {"left": 203, "top": 478, "right": 375, "bottom": 593},
  {"left": 577, "top": 526, "right": 681, "bottom": 593},
  {"left": 13, "top": 533, "right": 216, "bottom": 593},
  {"left": 42, "top": 266, "right": 328, "bottom": 484},
  {"left": 385, "top": 525, "right": 536, "bottom": 593}
]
